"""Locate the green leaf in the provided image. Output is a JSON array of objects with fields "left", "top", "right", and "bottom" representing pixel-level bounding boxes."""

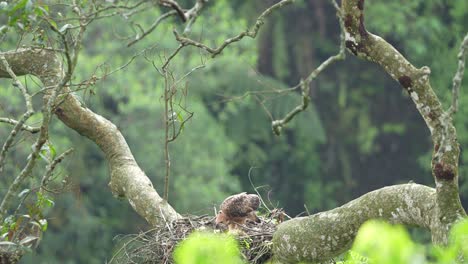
[
  {"left": 9, "top": 0, "right": 28, "bottom": 13},
  {"left": 177, "top": 111, "right": 184, "bottom": 122},
  {"left": 173, "top": 232, "right": 242, "bottom": 264},
  {"left": 49, "top": 142, "right": 56, "bottom": 160},
  {"left": 44, "top": 198, "right": 54, "bottom": 208},
  {"left": 38, "top": 219, "right": 48, "bottom": 232},
  {"left": 47, "top": 18, "right": 57, "bottom": 30},
  {"left": 350, "top": 221, "right": 424, "bottom": 264}
]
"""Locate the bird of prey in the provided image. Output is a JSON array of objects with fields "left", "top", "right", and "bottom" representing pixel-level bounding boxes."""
[{"left": 215, "top": 192, "right": 261, "bottom": 230}]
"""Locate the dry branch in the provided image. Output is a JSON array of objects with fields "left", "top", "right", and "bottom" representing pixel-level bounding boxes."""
[
  {"left": 174, "top": 0, "right": 294, "bottom": 58},
  {"left": 450, "top": 33, "right": 468, "bottom": 115}
]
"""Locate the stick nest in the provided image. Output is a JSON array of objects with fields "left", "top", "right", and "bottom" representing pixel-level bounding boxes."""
[{"left": 111, "top": 213, "right": 280, "bottom": 264}]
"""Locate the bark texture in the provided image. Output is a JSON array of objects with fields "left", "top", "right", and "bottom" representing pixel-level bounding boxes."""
[
  {"left": 272, "top": 0, "right": 466, "bottom": 262},
  {"left": 0, "top": 48, "right": 180, "bottom": 226},
  {"left": 340, "top": 0, "right": 466, "bottom": 243},
  {"left": 273, "top": 184, "right": 435, "bottom": 263}
]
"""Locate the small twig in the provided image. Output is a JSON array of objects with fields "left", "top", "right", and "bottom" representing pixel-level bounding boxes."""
[
  {"left": 41, "top": 148, "right": 74, "bottom": 187},
  {"left": 272, "top": 80, "right": 310, "bottom": 135},
  {"left": 163, "top": 71, "right": 171, "bottom": 202},
  {"left": 0, "top": 54, "right": 36, "bottom": 174},
  {"left": 162, "top": 44, "right": 186, "bottom": 72},
  {"left": 0, "top": 117, "right": 40, "bottom": 133},
  {"left": 450, "top": 32, "right": 468, "bottom": 115},
  {"left": 174, "top": 0, "right": 294, "bottom": 58},
  {"left": 0, "top": 112, "right": 34, "bottom": 174},
  {"left": 108, "top": 227, "right": 159, "bottom": 264},
  {"left": 159, "top": 206, "right": 173, "bottom": 236},
  {"left": 0, "top": 55, "right": 34, "bottom": 113},
  {"left": 304, "top": 204, "right": 311, "bottom": 216},
  {"left": 271, "top": 0, "right": 346, "bottom": 135},
  {"left": 248, "top": 167, "right": 272, "bottom": 213},
  {"left": 127, "top": 11, "right": 177, "bottom": 47},
  {"left": 172, "top": 64, "right": 205, "bottom": 87}
]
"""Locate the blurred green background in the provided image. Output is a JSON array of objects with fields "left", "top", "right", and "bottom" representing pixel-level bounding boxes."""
[{"left": 0, "top": 0, "right": 467, "bottom": 263}]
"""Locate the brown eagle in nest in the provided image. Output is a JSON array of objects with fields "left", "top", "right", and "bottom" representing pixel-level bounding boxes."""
[{"left": 216, "top": 192, "right": 261, "bottom": 230}]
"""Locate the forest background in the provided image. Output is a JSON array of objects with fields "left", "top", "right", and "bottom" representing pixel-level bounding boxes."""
[{"left": 0, "top": 0, "right": 467, "bottom": 263}]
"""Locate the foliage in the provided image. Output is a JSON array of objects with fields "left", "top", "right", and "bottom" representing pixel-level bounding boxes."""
[
  {"left": 168, "top": 221, "right": 468, "bottom": 264},
  {"left": 339, "top": 219, "right": 468, "bottom": 264},
  {"left": 173, "top": 232, "right": 243, "bottom": 264}
]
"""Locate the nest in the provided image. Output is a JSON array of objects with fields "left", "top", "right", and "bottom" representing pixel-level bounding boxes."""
[{"left": 110, "top": 213, "right": 281, "bottom": 264}]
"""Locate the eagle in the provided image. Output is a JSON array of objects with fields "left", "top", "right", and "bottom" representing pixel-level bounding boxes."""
[{"left": 215, "top": 192, "right": 261, "bottom": 230}]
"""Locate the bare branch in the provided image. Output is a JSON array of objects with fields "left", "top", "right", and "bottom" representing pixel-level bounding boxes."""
[
  {"left": 450, "top": 33, "right": 468, "bottom": 115},
  {"left": 160, "top": 0, "right": 187, "bottom": 22},
  {"left": 0, "top": 55, "right": 33, "bottom": 113},
  {"left": 271, "top": 0, "right": 346, "bottom": 135},
  {"left": 0, "top": 112, "right": 34, "bottom": 174},
  {"left": 0, "top": 118, "right": 50, "bottom": 220},
  {"left": 163, "top": 71, "right": 171, "bottom": 201},
  {"left": 41, "top": 148, "right": 74, "bottom": 187},
  {"left": 127, "top": 11, "right": 177, "bottom": 47},
  {"left": 162, "top": 44, "right": 186, "bottom": 72},
  {"left": 0, "top": 117, "right": 40, "bottom": 133},
  {"left": 272, "top": 81, "right": 310, "bottom": 136},
  {"left": 174, "top": 0, "right": 294, "bottom": 58},
  {"left": 183, "top": 0, "right": 208, "bottom": 34}
]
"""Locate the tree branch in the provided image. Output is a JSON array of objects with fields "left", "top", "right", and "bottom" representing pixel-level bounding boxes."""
[
  {"left": 340, "top": 0, "right": 466, "bottom": 244},
  {"left": 271, "top": 0, "right": 346, "bottom": 135},
  {"left": 0, "top": 48, "right": 180, "bottom": 225},
  {"left": 272, "top": 1, "right": 467, "bottom": 262},
  {"left": 41, "top": 148, "right": 74, "bottom": 187},
  {"left": 0, "top": 117, "right": 40, "bottom": 133},
  {"left": 273, "top": 184, "right": 436, "bottom": 263},
  {"left": 127, "top": 10, "right": 177, "bottom": 47},
  {"left": 450, "top": 33, "right": 468, "bottom": 115},
  {"left": 0, "top": 113, "right": 34, "bottom": 175},
  {"left": 174, "top": 0, "right": 294, "bottom": 58}
]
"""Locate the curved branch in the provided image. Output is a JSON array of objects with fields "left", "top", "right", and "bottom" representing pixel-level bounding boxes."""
[
  {"left": 272, "top": 2, "right": 467, "bottom": 261},
  {"left": 174, "top": 0, "right": 294, "bottom": 58},
  {"left": 340, "top": 0, "right": 466, "bottom": 243},
  {"left": 0, "top": 48, "right": 180, "bottom": 225},
  {"left": 273, "top": 184, "right": 436, "bottom": 263}
]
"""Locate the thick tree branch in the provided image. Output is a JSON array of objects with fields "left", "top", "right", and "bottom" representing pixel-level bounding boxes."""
[
  {"left": 340, "top": 0, "right": 466, "bottom": 243},
  {"left": 272, "top": 1, "right": 467, "bottom": 262},
  {"left": 0, "top": 48, "right": 180, "bottom": 225},
  {"left": 273, "top": 184, "right": 436, "bottom": 263}
]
